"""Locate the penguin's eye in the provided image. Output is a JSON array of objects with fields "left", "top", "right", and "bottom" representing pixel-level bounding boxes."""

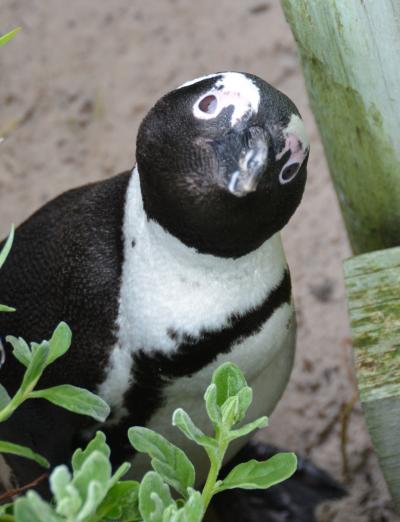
[
  {"left": 279, "top": 162, "right": 301, "bottom": 185},
  {"left": 198, "top": 95, "right": 218, "bottom": 114}
]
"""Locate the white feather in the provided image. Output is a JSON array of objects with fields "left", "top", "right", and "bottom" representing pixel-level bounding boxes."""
[{"left": 179, "top": 72, "right": 261, "bottom": 126}]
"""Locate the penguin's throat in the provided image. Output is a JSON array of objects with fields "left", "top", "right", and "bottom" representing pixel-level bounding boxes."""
[{"left": 124, "top": 166, "right": 285, "bottom": 282}]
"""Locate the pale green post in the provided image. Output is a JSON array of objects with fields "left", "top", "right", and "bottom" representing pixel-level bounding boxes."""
[
  {"left": 344, "top": 248, "right": 400, "bottom": 512},
  {"left": 280, "top": 1, "right": 400, "bottom": 254},
  {"left": 280, "top": 1, "right": 400, "bottom": 512}
]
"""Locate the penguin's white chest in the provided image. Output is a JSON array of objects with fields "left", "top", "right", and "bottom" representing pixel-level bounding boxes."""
[
  {"left": 135, "top": 302, "right": 295, "bottom": 485},
  {"left": 97, "top": 171, "right": 296, "bottom": 481}
]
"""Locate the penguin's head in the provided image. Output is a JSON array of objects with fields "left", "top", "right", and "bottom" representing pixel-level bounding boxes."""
[{"left": 136, "top": 72, "right": 309, "bottom": 258}]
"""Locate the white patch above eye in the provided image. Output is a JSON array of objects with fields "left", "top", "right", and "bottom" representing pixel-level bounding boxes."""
[
  {"left": 179, "top": 72, "right": 261, "bottom": 127},
  {"left": 284, "top": 114, "right": 309, "bottom": 152},
  {"left": 178, "top": 73, "right": 222, "bottom": 89}
]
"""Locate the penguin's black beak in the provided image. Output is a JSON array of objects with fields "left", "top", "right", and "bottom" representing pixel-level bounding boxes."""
[
  {"left": 211, "top": 126, "right": 269, "bottom": 198},
  {"left": 227, "top": 134, "right": 269, "bottom": 197}
]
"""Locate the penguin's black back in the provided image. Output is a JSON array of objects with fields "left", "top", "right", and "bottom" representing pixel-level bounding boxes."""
[{"left": 0, "top": 172, "right": 130, "bottom": 485}]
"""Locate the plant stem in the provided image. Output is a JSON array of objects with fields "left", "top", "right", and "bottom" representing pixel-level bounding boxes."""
[
  {"left": 0, "top": 473, "right": 47, "bottom": 503},
  {"left": 201, "top": 430, "right": 229, "bottom": 512},
  {"left": 0, "top": 390, "right": 25, "bottom": 423},
  {"left": 0, "top": 376, "right": 42, "bottom": 423}
]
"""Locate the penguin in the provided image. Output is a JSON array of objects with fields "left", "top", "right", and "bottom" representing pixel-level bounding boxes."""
[{"left": 0, "top": 72, "right": 309, "bottom": 492}]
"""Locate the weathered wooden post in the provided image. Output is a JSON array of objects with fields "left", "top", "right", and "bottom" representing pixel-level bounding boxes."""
[
  {"left": 280, "top": 0, "right": 400, "bottom": 512},
  {"left": 344, "top": 248, "right": 400, "bottom": 512},
  {"left": 281, "top": 1, "right": 400, "bottom": 254}
]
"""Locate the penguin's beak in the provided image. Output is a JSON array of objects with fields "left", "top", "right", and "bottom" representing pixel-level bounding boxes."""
[
  {"left": 209, "top": 125, "right": 270, "bottom": 197},
  {"left": 227, "top": 135, "right": 269, "bottom": 197}
]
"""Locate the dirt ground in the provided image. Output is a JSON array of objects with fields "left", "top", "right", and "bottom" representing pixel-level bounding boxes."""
[{"left": 0, "top": 1, "right": 399, "bottom": 520}]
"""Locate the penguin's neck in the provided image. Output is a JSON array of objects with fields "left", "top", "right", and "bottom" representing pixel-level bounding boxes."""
[{"left": 123, "top": 166, "right": 287, "bottom": 286}]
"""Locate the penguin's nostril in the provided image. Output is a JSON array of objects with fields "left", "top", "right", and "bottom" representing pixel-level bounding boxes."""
[{"left": 198, "top": 95, "right": 218, "bottom": 114}]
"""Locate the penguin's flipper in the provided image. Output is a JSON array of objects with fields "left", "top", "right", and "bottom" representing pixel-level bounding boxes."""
[
  {"left": 0, "top": 172, "right": 131, "bottom": 488},
  {"left": 212, "top": 440, "right": 346, "bottom": 522}
]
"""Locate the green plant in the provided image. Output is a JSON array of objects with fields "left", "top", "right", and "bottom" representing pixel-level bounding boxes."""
[
  {"left": 0, "top": 27, "right": 21, "bottom": 145},
  {"left": 0, "top": 28, "right": 21, "bottom": 48},
  {"left": 0, "top": 362, "right": 297, "bottom": 522},
  {"left": 0, "top": 230, "right": 109, "bottom": 471},
  {"left": 0, "top": 228, "right": 15, "bottom": 313}
]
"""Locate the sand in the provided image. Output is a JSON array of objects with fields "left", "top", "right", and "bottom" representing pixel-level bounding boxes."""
[{"left": 1, "top": 1, "right": 399, "bottom": 520}]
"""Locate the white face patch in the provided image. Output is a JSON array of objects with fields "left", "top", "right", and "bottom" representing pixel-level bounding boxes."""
[
  {"left": 178, "top": 73, "right": 221, "bottom": 89},
  {"left": 180, "top": 72, "right": 261, "bottom": 127},
  {"left": 277, "top": 113, "right": 309, "bottom": 161},
  {"left": 286, "top": 113, "right": 309, "bottom": 151}
]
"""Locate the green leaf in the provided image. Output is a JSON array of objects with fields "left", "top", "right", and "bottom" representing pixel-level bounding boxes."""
[
  {"left": 46, "top": 322, "right": 72, "bottom": 366},
  {"left": 50, "top": 465, "right": 90, "bottom": 519},
  {"left": 55, "top": 485, "right": 81, "bottom": 519},
  {"left": 0, "top": 304, "right": 15, "bottom": 312},
  {"left": 216, "top": 453, "right": 297, "bottom": 492},
  {"left": 30, "top": 384, "right": 110, "bottom": 422},
  {"left": 77, "top": 481, "right": 105, "bottom": 521},
  {"left": 162, "top": 504, "right": 178, "bottom": 521},
  {"left": 0, "top": 384, "right": 11, "bottom": 410},
  {"left": 212, "top": 362, "right": 247, "bottom": 407},
  {"left": 139, "top": 471, "right": 175, "bottom": 522},
  {"left": 72, "top": 431, "right": 110, "bottom": 472},
  {"left": 128, "top": 426, "right": 195, "bottom": 498},
  {"left": 0, "top": 226, "right": 14, "bottom": 270},
  {"left": 6, "top": 336, "right": 32, "bottom": 367},
  {"left": 19, "top": 342, "right": 49, "bottom": 393},
  {"left": 0, "top": 28, "right": 21, "bottom": 48},
  {"left": 204, "top": 384, "right": 220, "bottom": 424},
  {"left": 170, "top": 489, "right": 204, "bottom": 522},
  {"left": 96, "top": 481, "right": 141, "bottom": 521},
  {"left": 73, "top": 450, "right": 111, "bottom": 494},
  {"left": 221, "top": 396, "right": 240, "bottom": 428},
  {"left": 0, "top": 439, "right": 49, "bottom": 468},
  {"left": 110, "top": 461, "right": 131, "bottom": 485},
  {"left": 0, "top": 228, "right": 15, "bottom": 314},
  {"left": 236, "top": 386, "right": 253, "bottom": 421},
  {"left": 228, "top": 416, "right": 268, "bottom": 441},
  {"left": 71, "top": 451, "right": 112, "bottom": 519},
  {"left": 0, "top": 501, "right": 14, "bottom": 517},
  {"left": 172, "top": 409, "right": 218, "bottom": 453},
  {"left": 49, "top": 465, "right": 77, "bottom": 517},
  {"left": 7, "top": 323, "right": 71, "bottom": 370},
  {"left": 14, "top": 492, "right": 62, "bottom": 522}
]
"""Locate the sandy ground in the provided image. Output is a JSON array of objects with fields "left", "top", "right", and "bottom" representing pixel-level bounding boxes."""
[{"left": 0, "top": 1, "right": 399, "bottom": 520}]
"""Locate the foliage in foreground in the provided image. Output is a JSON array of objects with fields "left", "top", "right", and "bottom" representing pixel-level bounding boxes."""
[
  {"left": 0, "top": 353, "right": 297, "bottom": 521},
  {"left": 0, "top": 28, "right": 20, "bottom": 48},
  {"left": 0, "top": 230, "right": 110, "bottom": 472},
  {"left": 0, "top": 234, "right": 296, "bottom": 519},
  {"left": 0, "top": 231, "right": 296, "bottom": 521}
]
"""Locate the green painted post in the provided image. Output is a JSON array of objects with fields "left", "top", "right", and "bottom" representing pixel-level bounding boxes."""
[
  {"left": 280, "top": 1, "right": 400, "bottom": 511},
  {"left": 344, "top": 248, "right": 400, "bottom": 512},
  {"left": 281, "top": 1, "right": 400, "bottom": 254}
]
